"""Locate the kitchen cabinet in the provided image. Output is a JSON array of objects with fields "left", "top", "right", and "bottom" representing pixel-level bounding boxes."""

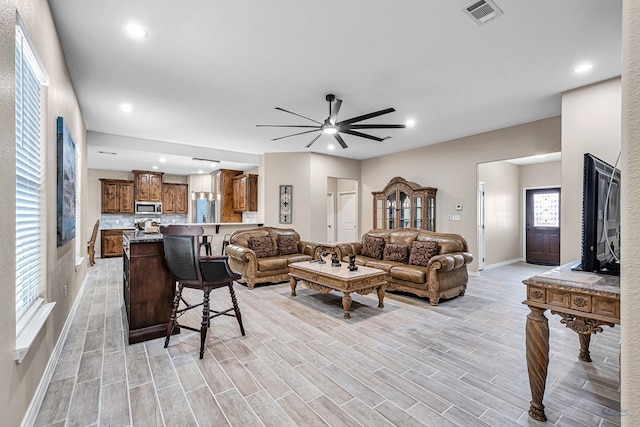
[
  {"left": 100, "top": 179, "right": 134, "bottom": 213},
  {"left": 162, "top": 183, "right": 189, "bottom": 214},
  {"left": 372, "top": 176, "right": 437, "bottom": 231},
  {"left": 233, "top": 174, "right": 258, "bottom": 212},
  {"left": 211, "top": 169, "right": 242, "bottom": 222},
  {"left": 133, "top": 170, "right": 164, "bottom": 202},
  {"left": 101, "top": 228, "right": 127, "bottom": 258},
  {"left": 123, "top": 231, "right": 177, "bottom": 344}
]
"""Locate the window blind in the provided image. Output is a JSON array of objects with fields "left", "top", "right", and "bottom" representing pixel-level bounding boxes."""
[{"left": 15, "top": 25, "right": 45, "bottom": 321}]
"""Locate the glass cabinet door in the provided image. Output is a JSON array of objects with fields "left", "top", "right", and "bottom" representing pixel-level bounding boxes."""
[
  {"left": 413, "top": 196, "right": 423, "bottom": 229},
  {"left": 399, "top": 191, "right": 410, "bottom": 228},
  {"left": 386, "top": 192, "right": 396, "bottom": 229},
  {"left": 427, "top": 195, "right": 435, "bottom": 231}
]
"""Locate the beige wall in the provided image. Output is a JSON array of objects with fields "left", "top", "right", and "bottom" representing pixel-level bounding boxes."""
[
  {"left": 478, "top": 161, "right": 521, "bottom": 266},
  {"left": 519, "top": 160, "right": 561, "bottom": 189},
  {"left": 262, "top": 152, "right": 360, "bottom": 242},
  {"left": 621, "top": 0, "right": 639, "bottom": 423},
  {"left": 361, "top": 117, "right": 562, "bottom": 271},
  {"left": 0, "top": 0, "right": 87, "bottom": 425},
  {"left": 560, "top": 78, "right": 622, "bottom": 264}
]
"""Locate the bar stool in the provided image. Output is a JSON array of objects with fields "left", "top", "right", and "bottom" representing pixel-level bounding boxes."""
[
  {"left": 160, "top": 225, "right": 245, "bottom": 359},
  {"left": 221, "top": 234, "right": 231, "bottom": 255},
  {"left": 200, "top": 235, "right": 213, "bottom": 256}
]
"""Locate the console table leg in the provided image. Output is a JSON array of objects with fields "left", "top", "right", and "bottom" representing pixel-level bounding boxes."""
[
  {"left": 342, "top": 292, "right": 352, "bottom": 319},
  {"left": 526, "top": 306, "right": 549, "bottom": 422},
  {"left": 579, "top": 333, "right": 592, "bottom": 362},
  {"left": 290, "top": 277, "right": 297, "bottom": 296},
  {"left": 377, "top": 286, "right": 385, "bottom": 308}
]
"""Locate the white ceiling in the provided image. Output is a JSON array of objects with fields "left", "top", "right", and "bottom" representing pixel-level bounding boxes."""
[{"left": 48, "top": 0, "right": 622, "bottom": 175}]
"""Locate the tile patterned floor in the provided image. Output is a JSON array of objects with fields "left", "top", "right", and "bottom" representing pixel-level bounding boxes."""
[{"left": 33, "top": 259, "right": 621, "bottom": 426}]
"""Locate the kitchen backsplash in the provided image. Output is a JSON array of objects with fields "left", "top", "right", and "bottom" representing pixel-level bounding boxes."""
[{"left": 100, "top": 213, "right": 188, "bottom": 229}]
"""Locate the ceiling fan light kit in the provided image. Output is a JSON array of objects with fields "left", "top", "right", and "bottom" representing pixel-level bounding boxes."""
[{"left": 257, "top": 94, "right": 406, "bottom": 149}]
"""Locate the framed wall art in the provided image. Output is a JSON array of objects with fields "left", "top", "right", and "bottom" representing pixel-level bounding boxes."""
[
  {"left": 56, "top": 116, "right": 76, "bottom": 247},
  {"left": 279, "top": 185, "right": 292, "bottom": 224}
]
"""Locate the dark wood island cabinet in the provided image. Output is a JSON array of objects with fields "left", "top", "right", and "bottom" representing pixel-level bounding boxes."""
[{"left": 123, "top": 231, "right": 179, "bottom": 344}]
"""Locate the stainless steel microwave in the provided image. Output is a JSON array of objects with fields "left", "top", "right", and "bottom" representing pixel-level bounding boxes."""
[{"left": 135, "top": 201, "right": 162, "bottom": 215}]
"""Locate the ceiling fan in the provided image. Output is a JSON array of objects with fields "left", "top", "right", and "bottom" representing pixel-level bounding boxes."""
[{"left": 256, "top": 94, "right": 405, "bottom": 149}]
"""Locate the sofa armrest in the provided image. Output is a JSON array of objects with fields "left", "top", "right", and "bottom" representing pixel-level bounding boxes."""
[
  {"left": 298, "top": 241, "right": 318, "bottom": 257},
  {"left": 225, "top": 244, "right": 257, "bottom": 263},
  {"left": 427, "top": 252, "right": 473, "bottom": 272},
  {"left": 335, "top": 242, "right": 362, "bottom": 257}
]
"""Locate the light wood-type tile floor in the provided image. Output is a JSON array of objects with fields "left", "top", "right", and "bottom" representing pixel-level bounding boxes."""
[{"left": 33, "top": 259, "right": 621, "bottom": 426}]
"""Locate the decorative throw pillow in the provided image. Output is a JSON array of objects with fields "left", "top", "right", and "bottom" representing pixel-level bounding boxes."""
[
  {"left": 361, "top": 235, "right": 385, "bottom": 259},
  {"left": 408, "top": 240, "right": 438, "bottom": 266},
  {"left": 248, "top": 235, "right": 276, "bottom": 258},
  {"left": 277, "top": 235, "right": 298, "bottom": 255},
  {"left": 383, "top": 244, "right": 410, "bottom": 263}
]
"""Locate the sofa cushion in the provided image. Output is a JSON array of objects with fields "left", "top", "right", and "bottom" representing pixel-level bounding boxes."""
[
  {"left": 249, "top": 235, "right": 277, "bottom": 258},
  {"left": 409, "top": 240, "right": 438, "bottom": 266},
  {"left": 277, "top": 234, "right": 298, "bottom": 255},
  {"left": 390, "top": 265, "right": 427, "bottom": 284},
  {"left": 383, "top": 243, "right": 409, "bottom": 263},
  {"left": 362, "top": 235, "right": 385, "bottom": 259}
]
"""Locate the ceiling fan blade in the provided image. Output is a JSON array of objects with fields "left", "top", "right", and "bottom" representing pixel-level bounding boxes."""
[
  {"left": 271, "top": 129, "right": 321, "bottom": 141},
  {"left": 333, "top": 133, "right": 348, "bottom": 149},
  {"left": 337, "top": 108, "right": 396, "bottom": 126},
  {"left": 340, "top": 129, "right": 388, "bottom": 142},
  {"left": 256, "top": 125, "right": 319, "bottom": 128},
  {"left": 275, "top": 107, "right": 322, "bottom": 124},
  {"left": 305, "top": 133, "right": 323, "bottom": 148},
  {"left": 329, "top": 98, "right": 342, "bottom": 125},
  {"left": 345, "top": 124, "right": 406, "bottom": 129}
]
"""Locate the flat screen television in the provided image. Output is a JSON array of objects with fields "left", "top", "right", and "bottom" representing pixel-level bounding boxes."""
[{"left": 573, "top": 153, "right": 621, "bottom": 275}]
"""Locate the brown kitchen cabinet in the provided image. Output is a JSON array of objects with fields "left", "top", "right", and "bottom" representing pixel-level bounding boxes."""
[
  {"left": 133, "top": 170, "right": 164, "bottom": 202},
  {"left": 123, "top": 232, "right": 177, "bottom": 344},
  {"left": 100, "top": 179, "right": 134, "bottom": 213},
  {"left": 211, "top": 169, "right": 242, "bottom": 222},
  {"left": 233, "top": 174, "right": 258, "bottom": 212},
  {"left": 162, "top": 183, "right": 189, "bottom": 214},
  {"left": 101, "top": 228, "right": 127, "bottom": 258}
]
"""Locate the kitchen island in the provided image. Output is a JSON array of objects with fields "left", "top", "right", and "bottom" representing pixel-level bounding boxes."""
[{"left": 123, "top": 230, "right": 178, "bottom": 344}]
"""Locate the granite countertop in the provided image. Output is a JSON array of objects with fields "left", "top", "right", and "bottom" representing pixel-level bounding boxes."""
[{"left": 123, "top": 230, "right": 163, "bottom": 243}]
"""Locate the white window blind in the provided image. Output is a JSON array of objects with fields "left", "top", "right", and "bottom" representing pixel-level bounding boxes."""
[{"left": 15, "top": 23, "right": 47, "bottom": 322}]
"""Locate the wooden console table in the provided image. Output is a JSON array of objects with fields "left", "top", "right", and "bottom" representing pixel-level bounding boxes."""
[{"left": 522, "top": 262, "right": 620, "bottom": 421}]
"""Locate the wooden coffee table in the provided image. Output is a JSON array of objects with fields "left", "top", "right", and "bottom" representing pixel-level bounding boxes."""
[{"left": 288, "top": 261, "right": 386, "bottom": 319}]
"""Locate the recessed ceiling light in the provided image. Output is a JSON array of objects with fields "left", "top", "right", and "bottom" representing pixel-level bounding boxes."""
[
  {"left": 120, "top": 103, "right": 133, "bottom": 113},
  {"left": 159, "top": 157, "right": 166, "bottom": 163},
  {"left": 406, "top": 118, "right": 416, "bottom": 128},
  {"left": 152, "top": 165, "right": 158, "bottom": 170},
  {"left": 125, "top": 22, "right": 148, "bottom": 39},
  {"left": 574, "top": 63, "right": 593, "bottom": 73},
  {"left": 198, "top": 169, "right": 204, "bottom": 174},
  {"left": 327, "top": 143, "right": 335, "bottom": 150}
]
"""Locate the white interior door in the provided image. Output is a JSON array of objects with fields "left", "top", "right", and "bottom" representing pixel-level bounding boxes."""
[
  {"left": 478, "top": 181, "right": 485, "bottom": 270},
  {"left": 338, "top": 191, "right": 357, "bottom": 242},
  {"left": 326, "top": 192, "right": 335, "bottom": 242}
]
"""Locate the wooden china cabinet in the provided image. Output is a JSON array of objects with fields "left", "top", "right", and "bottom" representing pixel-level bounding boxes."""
[{"left": 372, "top": 176, "right": 437, "bottom": 231}]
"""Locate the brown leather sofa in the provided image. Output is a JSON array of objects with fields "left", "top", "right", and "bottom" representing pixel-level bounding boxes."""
[
  {"left": 225, "top": 227, "right": 317, "bottom": 289},
  {"left": 335, "top": 228, "right": 473, "bottom": 305}
]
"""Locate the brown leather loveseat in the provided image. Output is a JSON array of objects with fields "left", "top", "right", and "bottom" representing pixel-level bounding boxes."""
[
  {"left": 335, "top": 228, "right": 473, "bottom": 305},
  {"left": 225, "top": 227, "right": 317, "bottom": 289}
]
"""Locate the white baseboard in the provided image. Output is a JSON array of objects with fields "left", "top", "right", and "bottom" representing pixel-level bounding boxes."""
[
  {"left": 482, "top": 258, "right": 524, "bottom": 271},
  {"left": 21, "top": 273, "right": 88, "bottom": 427}
]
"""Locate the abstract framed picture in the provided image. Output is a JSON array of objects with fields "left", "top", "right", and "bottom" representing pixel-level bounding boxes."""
[
  {"left": 56, "top": 117, "right": 76, "bottom": 247},
  {"left": 279, "top": 185, "right": 292, "bottom": 224}
]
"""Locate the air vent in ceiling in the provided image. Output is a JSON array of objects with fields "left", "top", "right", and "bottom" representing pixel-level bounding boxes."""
[
  {"left": 462, "top": 0, "right": 503, "bottom": 25},
  {"left": 97, "top": 150, "right": 117, "bottom": 155}
]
